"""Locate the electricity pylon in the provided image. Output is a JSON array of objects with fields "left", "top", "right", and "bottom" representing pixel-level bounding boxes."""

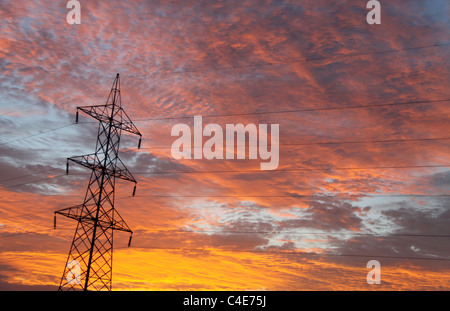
[{"left": 54, "top": 73, "right": 142, "bottom": 291}]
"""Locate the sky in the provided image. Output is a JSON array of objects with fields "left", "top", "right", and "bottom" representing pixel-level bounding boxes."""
[{"left": 0, "top": 0, "right": 450, "bottom": 290}]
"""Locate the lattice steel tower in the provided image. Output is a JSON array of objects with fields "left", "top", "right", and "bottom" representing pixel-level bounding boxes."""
[{"left": 54, "top": 73, "right": 142, "bottom": 291}]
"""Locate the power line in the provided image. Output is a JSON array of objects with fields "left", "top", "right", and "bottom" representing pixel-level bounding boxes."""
[
  {"left": 2, "top": 230, "right": 448, "bottom": 262},
  {"left": 1, "top": 136, "right": 448, "bottom": 188},
  {"left": 132, "top": 164, "right": 450, "bottom": 175},
  {"left": 0, "top": 192, "right": 446, "bottom": 222},
  {"left": 0, "top": 168, "right": 61, "bottom": 184},
  {"left": 1, "top": 174, "right": 66, "bottom": 189},
  {"left": 0, "top": 227, "right": 74, "bottom": 239},
  {"left": 132, "top": 98, "right": 450, "bottom": 121},
  {"left": 279, "top": 137, "right": 450, "bottom": 147},
  {"left": 133, "top": 136, "right": 450, "bottom": 151},
  {"left": 1, "top": 192, "right": 447, "bottom": 224},
  {"left": 163, "top": 42, "right": 450, "bottom": 75},
  {"left": 132, "top": 229, "right": 450, "bottom": 239},
  {"left": 0, "top": 123, "right": 76, "bottom": 146},
  {"left": 52, "top": 163, "right": 449, "bottom": 179},
  {"left": 2, "top": 228, "right": 449, "bottom": 240},
  {"left": 116, "top": 245, "right": 450, "bottom": 262},
  {"left": 4, "top": 224, "right": 448, "bottom": 240},
  {"left": 0, "top": 231, "right": 45, "bottom": 239},
  {"left": 0, "top": 194, "right": 134, "bottom": 222},
  {"left": 129, "top": 194, "right": 450, "bottom": 199},
  {"left": 2, "top": 97, "right": 449, "bottom": 147},
  {"left": 2, "top": 164, "right": 449, "bottom": 192},
  {"left": 0, "top": 96, "right": 40, "bottom": 117},
  {"left": 2, "top": 163, "right": 450, "bottom": 190}
]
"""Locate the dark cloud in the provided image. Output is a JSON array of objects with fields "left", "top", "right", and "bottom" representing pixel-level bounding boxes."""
[
  {"left": 207, "top": 232, "right": 270, "bottom": 250},
  {"left": 431, "top": 171, "right": 450, "bottom": 190},
  {"left": 325, "top": 200, "right": 450, "bottom": 270},
  {"left": 0, "top": 263, "right": 58, "bottom": 291},
  {"left": 122, "top": 150, "right": 192, "bottom": 175},
  {"left": 279, "top": 199, "right": 371, "bottom": 231},
  {"left": 381, "top": 205, "right": 450, "bottom": 236},
  {"left": 224, "top": 218, "right": 275, "bottom": 233},
  {"left": 0, "top": 232, "right": 68, "bottom": 253},
  {"left": 0, "top": 281, "right": 57, "bottom": 291}
]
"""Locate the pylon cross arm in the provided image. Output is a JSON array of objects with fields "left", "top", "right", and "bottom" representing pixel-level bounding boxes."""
[
  {"left": 77, "top": 106, "right": 142, "bottom": 137},
  {"left": 55, "top": 205, "right": 133, "bottom": 233},
  {"left": 67, "top": 155, "right": 137, "bottom": 183}
]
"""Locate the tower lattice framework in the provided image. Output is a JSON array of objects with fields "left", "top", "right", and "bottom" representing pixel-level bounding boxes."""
[{"left": 55, "top": 73, "right": 142, "bottom": 291}]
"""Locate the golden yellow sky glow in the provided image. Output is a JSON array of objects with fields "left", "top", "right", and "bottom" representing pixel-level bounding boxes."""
[{"left": 1, "top": 248, "right": 450, "bottom": 290}]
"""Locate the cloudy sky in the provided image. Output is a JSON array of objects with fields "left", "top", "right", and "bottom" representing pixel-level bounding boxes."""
[{"left": 0, "top": 0, "right": 449, "bottom": 290}]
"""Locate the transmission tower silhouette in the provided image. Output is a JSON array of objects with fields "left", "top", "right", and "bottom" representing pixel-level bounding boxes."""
[{"left": 54, "top": 73, "right": 142, "bottom": 291}]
